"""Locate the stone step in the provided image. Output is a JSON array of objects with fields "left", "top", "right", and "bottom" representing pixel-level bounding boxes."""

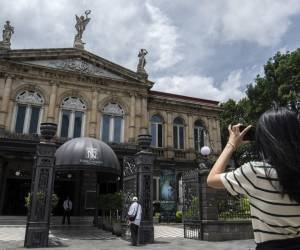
[{"left": 0, "top": 216, "right": 94, "bottom": 226}]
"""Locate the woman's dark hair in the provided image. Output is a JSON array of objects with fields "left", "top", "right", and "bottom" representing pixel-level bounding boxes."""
[{"left": 255, "top": 107, "right": 300, "bottom": 202}]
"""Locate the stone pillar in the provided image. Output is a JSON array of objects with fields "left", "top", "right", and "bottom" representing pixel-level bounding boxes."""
[
  {"left": 135, "top": 134, "right": 154, "bottom": 244},
  {"left": 0, "top": 158, "right": 5, "bottom": 213},
  {"left": 129, "top": 93, "right": 136, "bottom": 142},
  {"left": 166, "top": 112, "right": 174, "bottom": 158},
  {"left": 47, "top": 82, "right": 58, "bottom": 123},
  {"left": 187, "top": 115, "right": 194, "bottom": 159},
  {"left": 89, "top": 89, "right": 98, "bottom": 138},
  {"left": 198, "top": 169, "right": 219, "bottom": 221},
  {"left": 24, "top": 123, "right": 57, "bottom": 248},
  {"left": 140, "top": 96, "right": 148, "bottom": 134},
  {"left": 0, "top": 75, "right": 13, "bottom": 130}
]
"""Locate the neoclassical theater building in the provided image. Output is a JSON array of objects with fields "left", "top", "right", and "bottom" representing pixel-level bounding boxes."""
[{"left": 0, "top": 19, "right": 222, "bottom": 216}]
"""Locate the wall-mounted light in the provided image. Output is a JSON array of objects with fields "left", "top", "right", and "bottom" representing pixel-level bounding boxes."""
[{"left": 67, "top": 173, "right": 72, "bottom": 179}]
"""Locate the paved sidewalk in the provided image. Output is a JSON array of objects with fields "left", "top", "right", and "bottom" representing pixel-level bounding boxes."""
[{"left": 0, "top": 225, "right": 256, "bottom": 250}]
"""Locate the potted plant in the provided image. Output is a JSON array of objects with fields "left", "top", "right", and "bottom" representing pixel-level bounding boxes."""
[
  {"left": 25, "top": 192, "right": 59, "bottom": 212},
  {"left": 111, "top": 192, "right": 123, "bottom": 236}
]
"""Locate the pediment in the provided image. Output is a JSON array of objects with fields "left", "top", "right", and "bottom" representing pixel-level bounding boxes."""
[{"left": 22, "top": 58, "right": 124, "bottom": 80}]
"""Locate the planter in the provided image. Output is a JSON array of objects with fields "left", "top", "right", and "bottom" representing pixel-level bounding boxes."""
[
  {"left": 137, "top": 134, "right": 152, "bottom": 150},
  {"left": 103, "top": 218, "right": 112, "bottom": 232},
  {"left": 40, "top": 122, "right": 57, "bottom": 140},
  {"left": 153, "top": 216, "right": 159, "bottom": 225},
  {"left": 112, "top": 222, "right": 122, "bottom": 236}
]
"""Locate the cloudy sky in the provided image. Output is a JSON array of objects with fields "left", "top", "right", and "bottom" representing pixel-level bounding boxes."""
[{"left": 1, "top": 0, "right": 300, "bottom": 102}]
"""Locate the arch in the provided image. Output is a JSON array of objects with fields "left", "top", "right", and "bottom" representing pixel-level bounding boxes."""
[
  {"left": 98, "top": 96, "right": 129, "bottom": 115},
  {"left": 16, "top": 90, "right": 44, "bottom": 105},
  {"left": 12, "top": 89, "right": 44, "bottom": 135},
  {"left": 61, "top": 96, "right": 87, "bottom": 111},
  {"left": 194, "top": 119, "right": 208, "bottom": 152},
  {"left": 100, "top": 100, "right": 125, "bottom": 144},
  {"left": 58, "top": 95, "right": 87, "bottom": 139},
  {"left": 148, "top": 110, "right": 166, "bottom": 123},
  {"left": 173, "top": 116, "right": 185, "bottom": 150},
  {"left": 12, "top": 84, "right": 48, "bottom": 104},
  {"left": 57, "top": 90, "right": 91, "bottom": 110},
  {"left": 150, "top": 114, "right": 164, "bottom": 148},
  {"left": 103, "top": 102, "right": 124, "bottom": 116},
  {"left": 193, "top": 117, "right": 208, "bottom": 129},
  {"left": 174, "top": 117, "right": 185, "bottom": 125},
  {"left": 151, "top": 114, "right": 164, "bottom": 123}
]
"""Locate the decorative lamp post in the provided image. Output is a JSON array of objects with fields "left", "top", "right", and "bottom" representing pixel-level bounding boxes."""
[
  {"left": 135, "top": 134, "right": 154, "bottom": 243},
  {"left": 199, "top": 146, "right": 211, "bottom": 169},
  {"left": 24, "top": 122, "right": 57, "bottom": 248}
]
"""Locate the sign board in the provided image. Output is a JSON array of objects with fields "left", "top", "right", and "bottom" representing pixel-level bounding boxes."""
[
  {"left": 160, "top": 168, "right": 176, "bottom": 221},
  {"left": 85, "top": 190, "right": 96, "bottom": 209}
]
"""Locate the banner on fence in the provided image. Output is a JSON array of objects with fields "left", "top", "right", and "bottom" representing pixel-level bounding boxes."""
[{"left": 160, "top": 167, "right": 176, "bottom": 221}]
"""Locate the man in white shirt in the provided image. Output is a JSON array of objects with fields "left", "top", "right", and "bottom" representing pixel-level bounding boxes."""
[
  {"left": 127, "top": 196, "right": 142, "bottom": 246},
  {"left": 62, "top": 197, "right": 72, "bottom": 225}
]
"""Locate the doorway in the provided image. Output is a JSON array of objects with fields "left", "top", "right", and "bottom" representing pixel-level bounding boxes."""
[
  {"left": 53, "top": 180, "right": 77, "bottom": 216},
  {"left": 2, "top": 178, "right": 31, "bottom": 215}
]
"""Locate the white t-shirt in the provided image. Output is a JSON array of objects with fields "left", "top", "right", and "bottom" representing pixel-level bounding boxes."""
[
  {"left": 220, "top": 161, "right": 300, "bottom": 243},
  {"left": 128, "top": 202, "right": 142, "bottom": 226},
  {"left": 63, "top": 199, "right": 72, "bottom": 211}
]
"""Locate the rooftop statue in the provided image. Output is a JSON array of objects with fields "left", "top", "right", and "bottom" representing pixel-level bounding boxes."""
[
  {"left": 0, "top": 21, "right": 14, "bottom": 50},
  {"left": 74, "top": 10, "right": 91, "bottom": 49},
  {"left": 137, "top": 49, "right": 148, "bottom": 79},
  {"left": 137, "top": 49, "right": 148, "bottom": 70}
]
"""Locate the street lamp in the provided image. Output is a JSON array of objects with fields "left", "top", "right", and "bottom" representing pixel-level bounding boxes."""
[{"left": 199, "top": 146, "right": 212, "bottom": 169}]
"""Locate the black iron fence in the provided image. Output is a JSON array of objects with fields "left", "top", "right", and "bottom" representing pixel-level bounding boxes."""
[
  {"left": 218, "top": 194, "right": 251, "bottom": 220},
  {"left": 182, "top": 169, "right": 252, "bottom": 240}
]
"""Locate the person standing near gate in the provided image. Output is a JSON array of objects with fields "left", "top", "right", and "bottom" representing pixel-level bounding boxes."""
[
  {"left": 62, "top": 196, "right": 72, "bottom": 225},
  {"left": 128, "top": 196, "right": 142, "bottom": 246}
]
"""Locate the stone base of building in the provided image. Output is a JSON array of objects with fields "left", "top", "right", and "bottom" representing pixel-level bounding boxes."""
[{"left": 202, "top": 220, "right": 253, "bottom": 241}]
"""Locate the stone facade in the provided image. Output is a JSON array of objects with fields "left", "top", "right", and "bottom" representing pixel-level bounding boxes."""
[{"left": 0, "top": 48, "right": 222, "bottom": 215}]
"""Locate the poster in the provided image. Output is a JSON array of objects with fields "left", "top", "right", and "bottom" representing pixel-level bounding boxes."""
[{"left": 160, "top": 168, "right": 176, "bottom": 221}]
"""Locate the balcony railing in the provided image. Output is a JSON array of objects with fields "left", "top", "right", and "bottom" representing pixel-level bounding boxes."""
[
  {"left": 174, "top": 150, "right": 186, "bottom": 159},
  {"left": 151, "top": 147, "right": 165, "bottom": 158}
]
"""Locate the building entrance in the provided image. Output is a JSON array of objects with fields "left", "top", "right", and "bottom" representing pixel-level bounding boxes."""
[
  {"left": 53, "top": 177, "right": 78, "bottom": 216},
  {"left": 2, "top": 178, "right": 31, "bottom": 215}
]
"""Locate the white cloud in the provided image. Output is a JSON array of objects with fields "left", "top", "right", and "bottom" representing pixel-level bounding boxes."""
[
  {"left": 152, "top": 70, "right": 245, "bottom": 102},
  {"left": 220, "top": 0, "right": 300, "bottom": 46},
  {"left": 145, "top": 2, "right": 182, "bottom": 70},
  {"left": 0, "top": 0, "right": 299, "bottom": 103}
]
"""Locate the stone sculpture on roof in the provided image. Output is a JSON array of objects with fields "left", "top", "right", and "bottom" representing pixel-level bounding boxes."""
[
  {"left": 74, "top": 10, "right": 91, "bottom": 49},
  {"left": 137, "top": 49, "right": 148, "bottom": 80},
  {"left": 0, "top": 21, "right": 14, "bottom": 50}
]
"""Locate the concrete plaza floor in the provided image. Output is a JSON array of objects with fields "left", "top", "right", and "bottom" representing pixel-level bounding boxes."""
[{"left": 0, "top": 225, "right": 256, "bottom": 250}]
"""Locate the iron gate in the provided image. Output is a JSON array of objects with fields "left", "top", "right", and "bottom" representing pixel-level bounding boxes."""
[
  {"left": 182, "top": 169, "right": 202, "bottom": 240},
  {"left": 122, "top": 155, "right": 137, "bottom": 221}
]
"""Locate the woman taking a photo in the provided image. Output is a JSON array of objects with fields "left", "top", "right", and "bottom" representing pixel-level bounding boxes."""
[{"left": 207, "top": 107, "right": 300, "bottom": 249}]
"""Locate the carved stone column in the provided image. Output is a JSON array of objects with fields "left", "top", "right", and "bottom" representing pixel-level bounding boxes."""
[
  {"left": 89, "top": 89, "right": 98, "bottom": 138},
  {"left": 140, "top": 96, "right": 148, "bottom": 134},
  {"left": 47, "top": 82, "right": 58, "bottom": 123},
  {"left": 187, "top": 114, "right": 194, "bottom": 159},
  {"left": 129, "top": 93, "right": 136, "bottom": 142},
  {"left": 166, "top": 112, "right": 174, "bottom": 158},
  {"left": 24, "top": 123, "right": 57, "bottom": 248},
  {"left": 0, "top": 75, "right": 13, "bottom": 130},
  {"left": 135, "top": 134, "right": 154, "bottom": 244}
]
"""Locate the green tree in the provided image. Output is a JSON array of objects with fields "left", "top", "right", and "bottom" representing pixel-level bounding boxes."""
[{"left": 219, "top": 49, "right": 300, "bottom": 165}]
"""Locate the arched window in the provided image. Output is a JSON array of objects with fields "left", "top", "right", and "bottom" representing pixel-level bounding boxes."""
[
  {"left": 150, "top": 115, "right": 163, "bottom": 148},
  {"left": 194, "top": 120, "right": 205, "bottom": 152},
  {"left": 101, "top": 102, "right": 124, "bottom": 143},
  {"left": 59, "top": 96, "right": 86, "bottom": 138},
  {"left": 13, "top": 90, "right": 44, "bottom": 134},
  {"left": 173, "top": 117, "right": 184, "bottom": 150}
]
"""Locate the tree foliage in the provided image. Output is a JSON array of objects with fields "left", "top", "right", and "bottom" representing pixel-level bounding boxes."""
[{"left": 219, "top": 49, "right": 300, "bottom": 165}]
